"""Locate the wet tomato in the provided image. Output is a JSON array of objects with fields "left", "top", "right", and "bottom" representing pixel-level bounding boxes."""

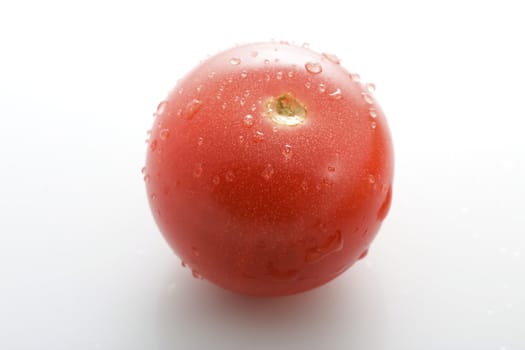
[{"left": 144, "top": 42, "right": 394, "bottom": 296}]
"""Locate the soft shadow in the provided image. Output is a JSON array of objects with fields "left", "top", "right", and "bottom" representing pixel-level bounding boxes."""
[{"left": 156, "top": 266, "right": 386, "bottom": 350}]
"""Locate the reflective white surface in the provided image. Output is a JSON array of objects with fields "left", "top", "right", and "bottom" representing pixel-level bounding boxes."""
[{"left": 1, "top": 0, "right": 524, "bottom": 349}]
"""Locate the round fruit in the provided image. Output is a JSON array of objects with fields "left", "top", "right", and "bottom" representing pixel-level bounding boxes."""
[{"left": 144, "top": 42, "right": 394, "bottom": 296}]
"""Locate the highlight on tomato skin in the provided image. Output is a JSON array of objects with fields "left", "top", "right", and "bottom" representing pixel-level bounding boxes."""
[{"left": 143, "top": 41, "right": 394, "bottom": 297}]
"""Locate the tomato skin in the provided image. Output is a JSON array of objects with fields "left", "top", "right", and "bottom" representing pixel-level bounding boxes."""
[{"left": 145, "top": 42, "right": 393, "bottom": 296}]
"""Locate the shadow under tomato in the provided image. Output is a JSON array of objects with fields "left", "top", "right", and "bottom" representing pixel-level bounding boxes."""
[{"left": 155, "top": 263, "right": 387, "bottom": 350}]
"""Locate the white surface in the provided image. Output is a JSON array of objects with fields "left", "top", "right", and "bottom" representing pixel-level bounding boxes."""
[{"left": 1, "top": 0, "right": 524, "bottom": 349}]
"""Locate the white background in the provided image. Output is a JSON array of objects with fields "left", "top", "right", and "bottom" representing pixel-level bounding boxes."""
[{"left": 1, "top": 0, "right": 524, "bottom": 349}]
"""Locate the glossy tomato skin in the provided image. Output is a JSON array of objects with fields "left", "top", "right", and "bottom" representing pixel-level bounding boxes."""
[{"left": 145, "top": 42, "right": 393, "bottom": 296}]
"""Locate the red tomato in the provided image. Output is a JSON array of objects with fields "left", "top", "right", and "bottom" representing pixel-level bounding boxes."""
[{"left": 144, "top": 42, "right": 393, "bottom": 296}]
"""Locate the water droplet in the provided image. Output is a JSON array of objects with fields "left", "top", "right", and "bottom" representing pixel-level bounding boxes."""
[
  {"left": 178, "top": 88, "right": 184, "bottom": 95},
  {"left": 366, "top": 82, "right": 376, "bottom": 92},
  {"left": 287, "top": 71, "right": 294, "bottom": 78},
  {"left": 253, "top": 131, "right": 265, "bottom": 143},
  {"left": 301, "top": 180, "right": 308, "bottom": 192},
  {"left": 350, "top": 73, "right": 361, "bottom": 82},
  {"left": 143, "top": 174, "right": 150, "bottom": 182},
  {"left": 282, "top": 144, "right": 293, "bottom": 160},
  {"left": 193, "top": 163, "right": 203, "bottom": 178},
  {"left": 368, "top": 174, "right": 376, "bottom": 184},
  {"left": 238, "top": 135, "right": 245, "bottom": 144},
  {"left": 159, "top": 128, "right": 170, "bottom": 140},
  {"left": 264, "top": 59, "right": 270, "bottom": 65},
  {"left": 250, "top": 51, "right": 258, "bottom": 57},
  {"left": 377, "top": 186, "right": 392, "bottom": 220},
  {"left": 361, "top": 92, "right": 374, "bottom": 104},
  {"left": 212, "top": 175, "right": 220, "bottom": 185},
  {"left": 146, "top": 129, "right": 151, "bottom": 135},
  {"left": 155, "top": 101, "right": 167, "bottom": 117},
  {"left": 328, "top": 166, "right": 336, "bottom": 172},
  {"left": 243, "top": 114, "right": 255, "bottom": 127},
  {"left": 371, "top": 121, "right": 377, "bottom": 129},
  {"left": 241, "top": 70, "right": 248, "bottom": 78},
  {"left": 229, "top": 57, "right": 241, "bottom": 65},
  {"left": 358, "top": 249, "right": 369, "bottom": 260},
  {"left": 264, "top": 73, "right": 271, "bottom": 82},
  {"left": 305, "top": 81, "right": 312, "bottom": 89},
  {"left": 274, "top": 58, "right": 280, "bottom": 62},
  {"left": 322, "top": 52, "right": 340, "bottom": 64},
  {"left": 185, "top": 99, "right": 202, "bottom": 119},
  {"left": 141, "top": 166, "right": 146, "bottom": 174},
  {"left": 149, "top": 139, "right": 158, "bottom": 152},
  {"left": 192, "top": 270, "right": 203, "bottom": 279},
  {"left": 261, "top": 164, "right": 274, "bottom": 181},
  {"left": 181, "top": 261, "right": 187, "bottom": 268},
  {"left": 150, "top": 193, "right": 157, "bottom": 200},
  {"left": 306, "top": 230, "right": 344, "bottom": 263},
  {"left": 196, "top": 84, "right": 203, "bottom": 93},
  {"left": 305, "top": 62, "right": 322, "bottom": 74},
  {"left": 302, "top": 43, "right": 310, "bottom": 48},
  {"left": 221, "top": 102, "right": 227, "bottom": 110},
  {"left": 276, "top": 71, "right": 283, "bottom": 80},
  {"left": 208, "top": 71, "right": 216, "bottom": 79},
  {"left": 266, "top": 262, "right": 299, "bottom": 281},
  {"left": 369, "top": 108, "right": 378, "bottom": 118},
  {"left": 250, "top": 104, "right": 257, "bottom": 112},
  {"left": 197, "top": 137, "right": 204, "bottom": 146},
  {"left": 176, "top": 108, "right": 182, "bottom": 117},
  {"left": 225, "top": 170, "right": 235, "bottom": 182},
  {"left": 191, "top": 247, "right": 200, "bottom": 257},
  {"left": 318, "top": 83, "right": 326, "bottom": 93},
  {"left": 329, "top": 88, "right": 342, "bottom": 99}
]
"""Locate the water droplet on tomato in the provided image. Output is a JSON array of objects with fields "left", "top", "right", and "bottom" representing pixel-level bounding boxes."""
[
  {"left": 261, "top": 164, "right": 275, "bottom": 181},
  {"left": 371, "top": 121, "right": 377, "bottom": 129},
  {"left": 143, "top": 174, "right": 150, "bottom": 182},
  {"left": 301, "top": 180, "right": 308, "bottom": 192},
  {"left": 191, "top": 247, "right": 200, "bottom": 257},
  {"left": 141, "top": 166, "right": 146, "bottom": 174},
  {"left": 329, "top": 88, "right": 342, "bottom": 99},
  {"left": 366, "top": 82, "right": 376, "bottom": 92},
  {"left": 318, "top": 83, "right": 326, "bottom": 93},
  {"left": 369, "top": 108, "right": 378, "bottom": 118},
  {"left": 181, "top": 261, "right": 187, "bottom": 268},
  {"left": 361, "top": 92, "right": 374, "bottom": 104},
  {"left": 193, "top": 163, "right": 203, "bottom": 178},
  {"left": 159, "top": 128, "right": 170, "bottom": 140},
  {"left": 368, "top": 174, "right": 376, "bottom": 183},
  {"left": 276, "top": 71, "right": 283, "bottom": 80},
  {"left": 287, "top": 71, "right": 294, "bottom": 78},
  {"left": 264, "top": 59, "right": 270, "bottom": 65},
  {"left": 377, "top": 186, "right": 392, "bottom": 220},
  {"left": 358, "top": 249, "right": 369, "bottom": 260},
  {"left": 155, "top": 101, "right": 167, "bottom": 117},
  {"left": 192, "top": 270, "right": 203, "bottom": 279},
  {"left": 253, "top": 131, "right": 265, "bottom": 143},
  {"left": 250, "top": 104, "right": 257, "bottom": 112},
  {"left": 238, "top": 135, "right": 245, "bottom": 144},
  {"left": 221, "top": 102, "right": 227, "bottom": 110},
  {"left": 185, "top": 99, "right": 202, "bottom": 119},
  {"left": 149, "top": 139, "right": 158, "bottom": 152},
  {"left": 350, "top": 73, "right": 361, "bottom": 82},
  {"left": 208, "top": 71, "right": 216, "bottom": 79},
  {"left": 328, "top": 166, "right": 336, "bottom": 172},
  {"left": 306, "top": 230, "right": 344, "bottom": 263},
  {"left": 229, "top": 57, "right": 241, "bottom": 65},
  {"left": 225, "top": 170, "right": 235, "bottom": 182},
  {"left": 305, "top": 62, "right": 322, "bottom": 74},
  {"left": 240, "top": 97, "right": 246, "bottom": 106},
  {"left": 150, "top": 193, "right": 157, "bottom": 200},
  {"left": 241, "top": 70, "right": 248, "bottom": 78},
  {"left": 250, "top": 51, "right": 258, "bottom": 57},
  {"left": 197, "top": 137, "right": 204, "bottom": 146},
  {"left": 305, "top": 81, "right": 312, "bottom": 89},
  {"left": 243, "top": 114, "right": 254, "bottom": 127},
  {"left": 282, "top": 144, "right": 293, "bottom": 160},
  {"left": 264, "top": 73, "right": 271, "bottom": 82},
  {"left": 322, "top": 52, "right": 340, "bottom": 64}
]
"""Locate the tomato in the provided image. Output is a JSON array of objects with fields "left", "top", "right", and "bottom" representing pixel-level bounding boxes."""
[{"left": 144, "top": 42, "right": 394, "bottom": 296}]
